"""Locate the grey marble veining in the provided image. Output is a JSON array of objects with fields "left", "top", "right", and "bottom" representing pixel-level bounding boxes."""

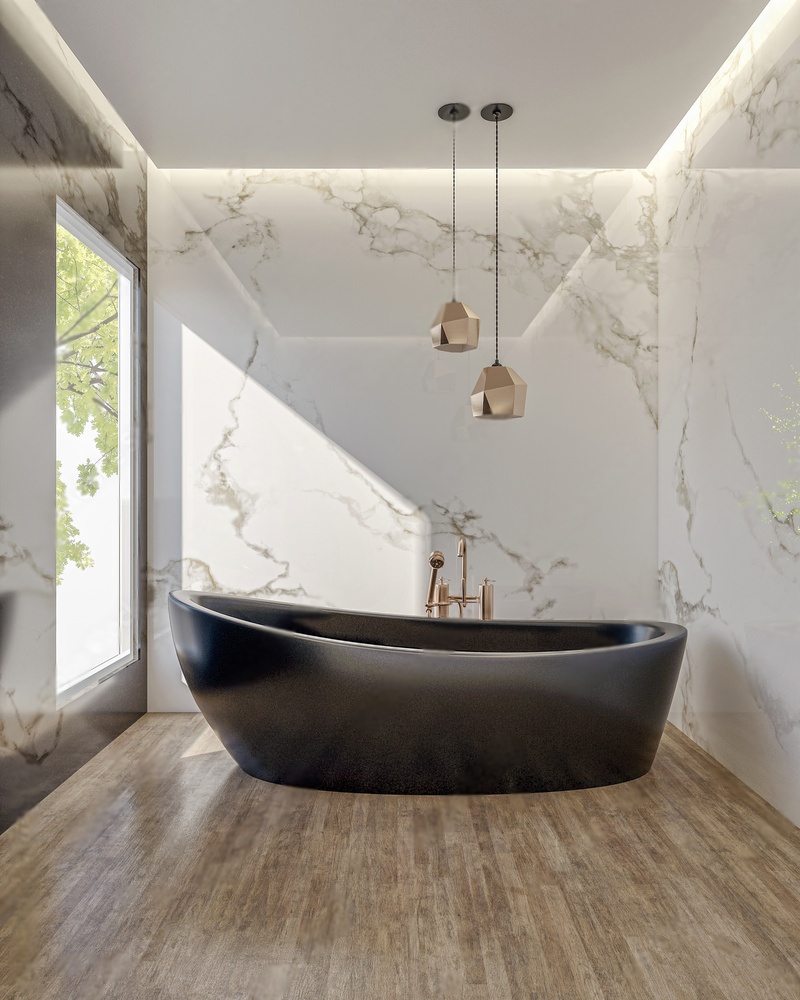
[
  {"left": 195, "top": 342, "right": 315, "bottom": 602},
  {"left": 522, "top": 170, "right": 659, "bottom": 425},
  {"left": 168, "top": 168, "right": 650, "bottom": 358},
  {"left": 695, "top": 32, "right": 800, "bottom": 168},
  {"left": 428, "top": 499, "right": 575, "bottom": 617}
]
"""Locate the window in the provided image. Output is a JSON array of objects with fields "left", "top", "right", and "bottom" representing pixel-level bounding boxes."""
[{"left": 55, "top": 200, "right": 140, "bottom": 701}]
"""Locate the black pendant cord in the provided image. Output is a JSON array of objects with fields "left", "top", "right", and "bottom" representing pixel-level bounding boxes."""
[
  {"left": 494, "top": 112, "right": 500, "bottom": 366},
  {"left": 451, "top": 112, "right": 457, "bottom": 301}
]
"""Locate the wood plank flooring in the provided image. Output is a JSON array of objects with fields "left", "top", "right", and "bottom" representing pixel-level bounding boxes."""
[{"left": 1, "top": 716, "right": 799, "bottom": 999}]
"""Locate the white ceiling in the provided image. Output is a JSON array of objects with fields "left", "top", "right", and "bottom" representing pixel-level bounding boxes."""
[{"left": 38, "top": 0, "right": 771, "bottom": 168}]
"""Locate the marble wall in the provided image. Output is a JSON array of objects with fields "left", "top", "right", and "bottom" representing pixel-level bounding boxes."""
[
  {"left": 147, "top": 162, "right": 660, "bottom": 709},
  {"left": 656, "top": 0, "right": 800, "bottom": 825},
  {"left": 0, "top": 0, "right": 146, "bottom": 829}
]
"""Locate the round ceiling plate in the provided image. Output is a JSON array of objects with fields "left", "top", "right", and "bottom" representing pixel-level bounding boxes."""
[
  {"left": 480, "top": 103, "right": 514, "bottom": 122},
  {"left": 437, "top": 103, "right": 471, "bottom": 122}
]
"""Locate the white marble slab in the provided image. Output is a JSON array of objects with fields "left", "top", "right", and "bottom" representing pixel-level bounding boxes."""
[{"left": 656, "top": 0, "right": 800, "bottom": 825}]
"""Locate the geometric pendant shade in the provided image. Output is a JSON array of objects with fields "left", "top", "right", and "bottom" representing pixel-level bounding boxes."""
[
  {"left": 431, "top": 300, "right": 480, "bottom": 352},
  {"left": 470, "top": 362, "right": 527, "bottom": 418}
]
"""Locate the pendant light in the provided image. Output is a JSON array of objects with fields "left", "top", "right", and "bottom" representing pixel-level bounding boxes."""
[
  {"left": 431, "top": 103, "right": 480, "bottom": 352},
  {"left": 471, "top": 104, "right": 527, "bottom": 419}
]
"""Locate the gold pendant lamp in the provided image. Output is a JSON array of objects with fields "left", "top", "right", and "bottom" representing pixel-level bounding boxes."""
[
  {"left": 431, "top": 104, "right": 480, "bottom": 352},
  {"left": 471, "top": 104, "right": 527, "bottom": 419}
]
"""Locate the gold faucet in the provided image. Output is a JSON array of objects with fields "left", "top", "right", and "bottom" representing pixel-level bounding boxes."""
[{"left": 425, "top": 537, "right": 494, "bottom": 620}]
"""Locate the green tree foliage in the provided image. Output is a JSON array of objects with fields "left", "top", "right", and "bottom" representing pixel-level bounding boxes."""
[
  {"left": 56, "top": 460, "right": 92, "bottom": 585},
  {"left": 761, "top": 368, "right": 800, "bottom": 533},
  {"left": 56, "top": 225, "right": 119, "bottom": 583}
]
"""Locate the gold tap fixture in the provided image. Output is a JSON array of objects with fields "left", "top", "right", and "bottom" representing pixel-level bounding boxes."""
[{"left": 425, "top": 537, "right": 494, "bottom": 620}]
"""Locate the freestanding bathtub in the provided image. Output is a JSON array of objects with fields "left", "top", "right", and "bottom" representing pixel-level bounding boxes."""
[{"left": 168, "top": 591, "right": 686, "bottom": 795}]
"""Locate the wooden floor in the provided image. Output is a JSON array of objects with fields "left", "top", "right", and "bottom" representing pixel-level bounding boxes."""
[{"left": 1, "top": 717, "right": 799, "bottom": 1000}]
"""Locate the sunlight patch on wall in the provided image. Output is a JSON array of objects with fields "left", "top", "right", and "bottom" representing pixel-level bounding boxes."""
[{"left": 181, "top": 326, "right": 429, "bottom": 614}]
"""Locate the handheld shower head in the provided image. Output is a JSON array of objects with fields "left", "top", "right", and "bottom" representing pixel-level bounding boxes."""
[{"left": 426, "top": 551, "right": 445, "bottom": 607}]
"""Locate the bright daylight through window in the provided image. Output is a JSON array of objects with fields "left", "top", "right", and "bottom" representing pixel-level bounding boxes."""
[{"left": 55, "top": 201, "right": 139, "bottom": 699}]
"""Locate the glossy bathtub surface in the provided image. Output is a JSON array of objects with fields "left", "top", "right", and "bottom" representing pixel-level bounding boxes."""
[{"left": 169, "top": 591, "right": 687, "bottom": 795}]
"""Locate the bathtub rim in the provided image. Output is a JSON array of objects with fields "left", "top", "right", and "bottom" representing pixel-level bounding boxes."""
[{"left": 169, "top": 590, "right": 687, "bottom": 660}]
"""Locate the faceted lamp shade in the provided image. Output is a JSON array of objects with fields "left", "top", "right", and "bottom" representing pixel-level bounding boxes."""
[
  {"left": 471, "top": 364, "right": 527, "bottom": 418},
  {"left": 431, "top": 301, "right": 480, "bottom": 352}
]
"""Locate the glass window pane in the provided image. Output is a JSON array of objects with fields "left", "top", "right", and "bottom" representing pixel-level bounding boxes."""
[{"left": 55, "top": 205, "right": 137, "bottom": 696}]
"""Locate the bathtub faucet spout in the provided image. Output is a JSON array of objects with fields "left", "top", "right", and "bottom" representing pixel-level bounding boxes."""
[{"left": 425, "top": 537, "right": 494, "bottom": 621}]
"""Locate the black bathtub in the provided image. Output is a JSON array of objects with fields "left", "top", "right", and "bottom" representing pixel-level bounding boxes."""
[{"left": 168, "top": 591, "right": 686, "bottom": 795}]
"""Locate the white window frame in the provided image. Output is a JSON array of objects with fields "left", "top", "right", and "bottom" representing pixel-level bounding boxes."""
[{"left": 56, "top": 199, "right": 141, "bottom": 706}]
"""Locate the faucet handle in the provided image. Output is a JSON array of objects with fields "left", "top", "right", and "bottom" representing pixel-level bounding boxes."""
[
  {"left": 478, "top": 578, "right": 495, "bottom": 621},
  {"left": 434, "top": 580, "right": 450, "bottom": 618}
]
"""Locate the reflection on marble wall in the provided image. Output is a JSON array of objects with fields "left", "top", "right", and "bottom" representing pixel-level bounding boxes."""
[
  {"left": 0, "top": 0, "right": 146, "bottom": 829},
  {"left": 656, "top": 0, "right": 800, "bottom": 825},
  {"left": 148, "top": 161, "right": 659, "bottom": 708}
]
